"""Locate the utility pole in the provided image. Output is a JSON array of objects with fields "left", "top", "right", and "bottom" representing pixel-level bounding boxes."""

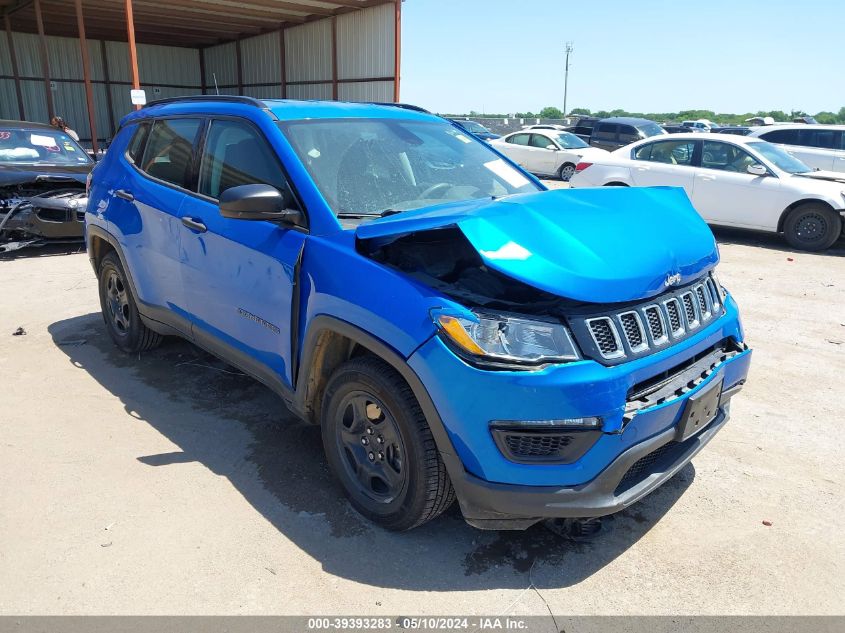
[{"left": 563, "top": 41, "right": 574, "bottom": 117}]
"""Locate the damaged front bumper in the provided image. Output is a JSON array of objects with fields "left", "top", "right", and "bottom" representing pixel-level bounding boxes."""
[
  {"left": 0, "top": 189, "right": 88, "bottom": 253},
  {"left": 408, "top": 293, "right": 752, "bottom": 529}
]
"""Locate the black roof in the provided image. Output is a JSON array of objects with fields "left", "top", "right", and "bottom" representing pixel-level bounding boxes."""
[
  {"left": 0, "top": 119, "right": 57, "bottom": 130},
  {"left": 599, "top": 116, "right": 660, "bottom": 127}
]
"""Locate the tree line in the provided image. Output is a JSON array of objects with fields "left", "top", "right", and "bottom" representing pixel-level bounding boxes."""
[{"left": 454, "top": 106, "right": 845, "bottom": 125}]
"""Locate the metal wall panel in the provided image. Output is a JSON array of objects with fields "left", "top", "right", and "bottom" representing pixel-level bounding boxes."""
[
  {"left": 0, "top": 33, "right": 11, "bottom": 75},
  {"left": 20, "top": 79, "right": 48, "bottom": 123},
  {"left": 243, "top": 84, "right": 283, "bottom": 99},
  {"left": 203, "top": 41, "right": 237, "bottom": 87},
  {"left": 240, "top": 31, "right": 281, "bottom": 85},
  {"left": 338, "top": 80, "right": 393, "bottom": 103},
  {"left": 286, "top": 82, "right": 332, "bottom": 101},
  {"left": 138, "top": 43, "right": 201, "bottom": 87},
  {"left": 0, "top": 79, "right": 17, "bottom": 118},
  {"left": 11, "top": 32, "right": 42, "bottom": 76},
  {"left": 285, "top": 19, "right": 331, "bottom": 83},
  {"left": 337, "top": 3, "right": 394, "bottom": 80},
  {"left": 45, "top": 35, "right": 82, "bottom": 80}
]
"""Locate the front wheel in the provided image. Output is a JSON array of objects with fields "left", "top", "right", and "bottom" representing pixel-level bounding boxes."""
[
  {"left": 321, "top": 356, "right": 454, "bottom": 531},
  {"left": 97, "top": 251, "right": 163, "bottom": 353},
  {"left": 557, "top": 163, "right": 576, "bottom": 182},
  {"left": 783, "top": 203, "right": 842, "bottom": 252}
]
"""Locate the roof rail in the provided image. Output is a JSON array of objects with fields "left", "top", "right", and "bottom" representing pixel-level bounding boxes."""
[
  {"left": 143, "top": 95, "right": 267, "bottom": 109},
  {"left": 370, "top": 102, "right": 431, "bottom": 114}
]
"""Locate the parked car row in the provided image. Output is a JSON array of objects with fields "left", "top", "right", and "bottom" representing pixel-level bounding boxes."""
[
  {"left": 569, "top": 133, "right": 845, "bottom": 251},
  {"left": 489, "top": 129, "right": 609, "bottom": 181}
]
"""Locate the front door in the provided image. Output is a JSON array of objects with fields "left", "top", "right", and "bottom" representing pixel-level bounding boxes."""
[
  {"left": 692, "top": 140, "right": 784, "bottom": 230},
  {"left": 526, "top": 133, "right": 559, "bottom": 175},
  {"left": 178, "top": 117, "right": 307, "bottom": 389}
]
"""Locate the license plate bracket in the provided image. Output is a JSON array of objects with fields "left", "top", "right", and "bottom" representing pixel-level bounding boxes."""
[{"left": 677, "top": 375, "right": 723, "bottom": 441}]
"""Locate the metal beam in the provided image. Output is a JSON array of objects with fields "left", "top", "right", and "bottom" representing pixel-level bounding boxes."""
[
  {"left": 74, "top": 0, "right": 98, "bottom": 153},
  {"left": 393, "top": 0, "right": 400, "bottom": 102},
  {"left": 124, "top": 0, "right": 140, "bottom": 110},
  {"left": 33, "top": 0, "right": 55, "bottom": 119},
  {"left": 235, "top": 37, "right": 243, "bottom": 95},
  {"left": 331, "top": 15, "right": 337, "bottom": 100},
  {"left": 3, "top": 13, "right": 26, "bottom": 119},
  {"left": 100, "top": 39, "right": 116, "bottom": 136},
  {"left": 278, "top": 27, "right": 286, "bottom": 99}
]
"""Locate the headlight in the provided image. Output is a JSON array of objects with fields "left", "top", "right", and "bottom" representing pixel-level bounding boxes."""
[{"left": 434, "top": 310, "right": 580, "bottom": 364}]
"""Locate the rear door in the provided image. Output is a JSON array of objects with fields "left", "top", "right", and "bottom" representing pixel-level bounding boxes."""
[
  {"left": 629, "top": 139, "right": 697, "bottom": 196},
  {"left": 112, "top": 117, "right": 202, "bottom": 327},
  {"left": 591, "top": 123, "right": 619, "bottom": 151},
  {"left": 691, "top": 140, "right": 784, "bottom": 229},
  {"left": 177, "top": 117, "right": 306, "bottom": 388}
]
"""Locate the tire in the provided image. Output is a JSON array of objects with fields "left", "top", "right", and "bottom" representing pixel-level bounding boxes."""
[
  {"left": 604, "top": 182, "right": 628, "bottom": 187},
  {"left": 783, "top": 203, "right": 842, "bottom": 252},
  {"left": 557, "top": 163, "right": 576, "bottom": 182},
  {"left": 97, "top": 251, "right": 163, "bottom": 353},
  {"left": 321, "top": 356, "right": 455, "bottom": 531}
]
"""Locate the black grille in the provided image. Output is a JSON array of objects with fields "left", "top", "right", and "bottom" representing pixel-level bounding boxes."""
[
  {"left": 615, "top": 441, "right": 682, "bottom": 494},
  {"left": 504, "top": 433, "right": 573, "bottom": 457},
  {"left": 620, "top": 313, "right": 643, "bottom": 348},
  {"left": 645, "top": 306, "right": 664, "bottom": 341},
  {"left": 696, "top": 285, "right": 709, "bottom": 316},
  {"left": 682, "top": 293, "right": 697, "bottom": 325},
  {"left": 666, "top": 300, "right": 682, "bottom": 332},
  {"left": 589, "top": 318, "right": 619, "bottom": 356},
  {"left": 706, "top": 278, "right": 721, "bottom": 309}
]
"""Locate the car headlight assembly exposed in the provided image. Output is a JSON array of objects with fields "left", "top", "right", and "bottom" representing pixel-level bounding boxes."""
[{"left": 435, "top": 311, "right": 580, "bottom": 366}]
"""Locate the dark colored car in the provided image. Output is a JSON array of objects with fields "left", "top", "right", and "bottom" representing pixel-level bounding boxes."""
[
  {"left": 567, "top": 116, "right": 599, "bottom": 143},
  {"left": 589, "top": 117, "right": 666, "bottom": 151},
  {"left": 0, "top": 119, "right": 92, "bottom": 253},
  {"left": 662, "top": 124, "right": 697, "bottom": 134},
  {"left": 713, "top": 127, "right": 752, "bottom": 136},
  {"left": 448, "top": 119, "right": 500, "bottom": 141}
]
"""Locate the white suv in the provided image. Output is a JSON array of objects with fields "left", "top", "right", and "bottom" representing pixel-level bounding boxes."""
[{"left": 747, "top": 125, "right": 845, "bottom": 173}]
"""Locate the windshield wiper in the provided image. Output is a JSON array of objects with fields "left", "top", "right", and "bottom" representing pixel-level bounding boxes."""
[{"left": 337, "top": 208, "right": 402, "bottom": 219}]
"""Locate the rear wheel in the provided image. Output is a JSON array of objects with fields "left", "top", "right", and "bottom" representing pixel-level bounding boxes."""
[
  {"left": 97, "top": 251, "right": 162, "bottom": 353},
  {"left": 321, "top": 356, "right": 454, "bottom": 531},
  {"left": 783, "top": 203, "right": 841, "bottom": 252},
  {"left": 604, "top": 181, "right": 628, "bottom": 187},
  {"left": 557, "top": 163, "right": 576, "bottom": 182}
]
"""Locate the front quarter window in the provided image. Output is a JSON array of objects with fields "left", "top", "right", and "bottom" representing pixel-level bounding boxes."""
[{"left": 280, "top": 118, "right": 541, "bottom": 217}]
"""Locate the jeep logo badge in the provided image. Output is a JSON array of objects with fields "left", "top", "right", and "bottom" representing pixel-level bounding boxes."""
[{"left": 665, "top": 273, "right": 682, "bottom": 287}]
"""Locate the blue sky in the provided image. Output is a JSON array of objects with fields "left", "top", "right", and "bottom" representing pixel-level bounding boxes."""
[{"left": 401, "top": 0, "right": 845, "bottom": 115}]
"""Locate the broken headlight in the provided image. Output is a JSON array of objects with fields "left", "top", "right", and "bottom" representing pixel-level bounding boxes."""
[{"left": 435, "top": 311, "right": 580, "bottom": 365}]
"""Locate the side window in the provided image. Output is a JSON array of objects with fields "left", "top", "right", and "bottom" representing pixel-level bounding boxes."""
[
  {"left": 760, "top": 129, "right": 799, "bottom": 145},
  {"left": 529, "top": 134, "right": 555, "bottom": 149},
  {"left": 618, "top": 125, "right": 640, "bottom": 144},
  {"left": 701, "top": 141, "right": 756, "bottom": 173},
  {"left": 593, "top": 123, "right": 618, "bottom": 141},
  {"left": 140, "top": 118, "right": 202, "bottom": 190},
  {"left": 638, "top": 140, "right": 695, "bottom": 165},
  {"left": 633, "top": 144, "right": 653, "bottom": 160},
  {"left": 199, "top": 119, "right": 289, "bottom": 200},
  {"left": 126, "top": 122, "right": 150, "bottom": 164},
  {"left": 508, "top": 133, "right": 530, "bottom": 145},
  {"left": 798, "top": 128, "right": 836, "bottom": 149}
]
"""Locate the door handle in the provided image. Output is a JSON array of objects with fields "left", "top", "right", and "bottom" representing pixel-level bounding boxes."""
[
  {"left": 115, "top": 189, "right": 134, "bottom": 201},
  {"left": 698, "top": 175, "right": 715, "bottom": 181},
  {"left": 181, "top": 216, "right": 207, "bottom": 233},
  {"left": 636, "top": 166, "right": 650, "bottom": 171}
]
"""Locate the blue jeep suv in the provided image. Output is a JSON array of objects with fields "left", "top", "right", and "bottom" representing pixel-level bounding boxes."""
[{"left": 86, "top": 96, "right": 752, "bottom": 531}]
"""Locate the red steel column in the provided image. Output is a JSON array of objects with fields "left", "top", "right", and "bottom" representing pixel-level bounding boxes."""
[
  {"left": 125, "top": 0, "right": 141, "bottom": 110},
  {"left": 330, "top": 15, "right": 338, "bottom": 100},
  {"left": 3, "top": 13, "right": 25, "bottom": 119},
  {"left": 33, "top": 0, "right": 55, "bottom": 119},
  {"left": 74, "top": 0, "right": 98, "bottom": 154},
  {"left": 393, "top": 0, "right": 401, "bottom": 102}
]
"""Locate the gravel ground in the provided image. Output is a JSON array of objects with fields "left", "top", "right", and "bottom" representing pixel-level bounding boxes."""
[{"left": 1, "top": 199, "right": 843, "bottom": 616}]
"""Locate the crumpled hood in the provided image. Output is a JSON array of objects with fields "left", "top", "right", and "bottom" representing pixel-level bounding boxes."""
[
  {"left": 356, "top": 187, "right": 719, "bottom": 303},
  {"left": 0, "top": 163, "right": 91, "bottom": 188}
]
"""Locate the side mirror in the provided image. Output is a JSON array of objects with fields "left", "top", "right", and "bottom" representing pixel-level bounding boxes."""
[
  {"left": 546, "top": 144, "right": 558, "bottom": 150},
  {"left": 747, "top": 164, "right": 768, "bottom": 177},
  {"left": 219, "top": 184, "right": 302, "bottom": 225}
]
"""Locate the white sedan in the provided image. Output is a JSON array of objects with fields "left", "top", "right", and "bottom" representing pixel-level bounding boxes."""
[
  {"left": 490, "top": 129, "right": 609, "bottom": 181},
  {"left": 569, "top": 133, "right": 845, "bottom": 251}
]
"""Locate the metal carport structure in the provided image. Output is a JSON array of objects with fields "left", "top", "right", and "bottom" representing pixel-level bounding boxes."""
[{"left": 1, "top": 0, "right": 402, "bottom": 153}]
